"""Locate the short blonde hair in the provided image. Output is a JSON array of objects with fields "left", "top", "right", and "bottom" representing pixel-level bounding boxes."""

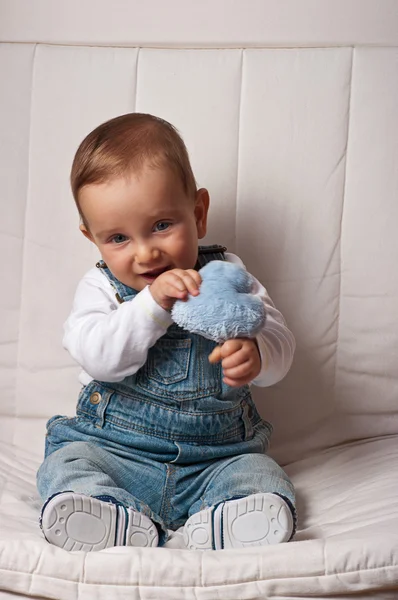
[{"left": 70, "top": 113, "right": 197, "bottom": 224}]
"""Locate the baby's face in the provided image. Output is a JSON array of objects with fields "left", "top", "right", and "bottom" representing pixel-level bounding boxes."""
[{"left": 79, "top": 165, "right": 209, "bottom": 291}]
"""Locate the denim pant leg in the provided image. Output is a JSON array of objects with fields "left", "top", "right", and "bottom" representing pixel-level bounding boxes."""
[
  {"left": 36, "top": 441, "right": 169, "bottom": 540},
  {"left": 188, "top": 453, "right": 296, "bottom": 524}
]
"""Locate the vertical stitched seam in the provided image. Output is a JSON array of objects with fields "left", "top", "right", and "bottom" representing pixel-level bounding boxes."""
[
  {"left": 133, "top": 47, "right": 140, "bottom": 111},
  {"left": 159, "top": 464, "right": 172, "bottom": 524},
  {"left": 14, "top": 43, "right": 37, "bottom": 446},
  {"left": 234, "top": 49, "right": 244, "bottom": 255},
  {"left": 333, "top": 47, "right": 355, "bottom": 401},
  {"left": 167, "top": 465, "right": 177, "bottom": 526},
  {"left": 159, "top": 464, "right": 176, "bottom": 526}
]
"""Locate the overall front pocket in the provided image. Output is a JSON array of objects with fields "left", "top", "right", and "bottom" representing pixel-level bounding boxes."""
[
  {"left": 135, "top": 332, "right": 222, "bottom": 401},
  {"left": 145, "top": 338, "right": 192, "bottom": 385}
]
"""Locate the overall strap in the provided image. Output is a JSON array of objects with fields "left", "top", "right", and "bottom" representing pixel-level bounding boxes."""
[
  {"left": 95, "top": 261, "right": 136, "bottom": 304},
  {"left": 96, "top": 244, "right": 227, "bottom": 304},
  {"left": 195, "top": 244, "right": 227, "bottom": 269}
]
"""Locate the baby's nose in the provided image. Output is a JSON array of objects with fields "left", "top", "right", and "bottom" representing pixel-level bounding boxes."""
[{"left": 135, "top": 244, "right": 160, "bottom": 263}]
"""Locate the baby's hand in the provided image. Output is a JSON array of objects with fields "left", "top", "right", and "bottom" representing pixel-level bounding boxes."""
[
  {"left": 208, "top": 338, "right": 261, "bottom": 387},
  {"left": 150, "top": 269, "right": 201, "bottom": 311}
]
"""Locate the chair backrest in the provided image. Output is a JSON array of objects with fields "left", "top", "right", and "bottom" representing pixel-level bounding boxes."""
[{"left": 1, "top": 0, "right": 397, "bottom": 465}]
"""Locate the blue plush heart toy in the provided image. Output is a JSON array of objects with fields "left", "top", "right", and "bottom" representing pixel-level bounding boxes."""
[{"left": 171, "top": 261, "right": 266, "bottom": 343}]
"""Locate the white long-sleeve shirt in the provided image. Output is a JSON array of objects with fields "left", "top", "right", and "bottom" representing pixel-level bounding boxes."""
[{"left": 63, "top": 253, "right": 295, "bottom": 388}]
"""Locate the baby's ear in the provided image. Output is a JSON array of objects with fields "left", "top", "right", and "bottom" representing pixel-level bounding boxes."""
[
  {"left": 194, "top": 188, "right": 210, "bottom": 239},
  {"left": 79, "top": 224, "right": 95, "bottom": 243}
]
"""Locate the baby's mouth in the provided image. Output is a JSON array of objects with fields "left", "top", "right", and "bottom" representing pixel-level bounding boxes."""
[{"left": 140, "top": 267, "right": 169, "bottom": 283}]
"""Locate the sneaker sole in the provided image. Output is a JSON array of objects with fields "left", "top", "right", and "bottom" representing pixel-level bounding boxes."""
[
  {"left": 41, "top": 492, "right": 158, "bottom": 551},
  {"left": 184, "top": 493, "right": 293, "bottom": 550}
]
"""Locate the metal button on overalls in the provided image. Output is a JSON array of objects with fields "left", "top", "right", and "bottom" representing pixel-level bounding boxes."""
[{"left": 90, "top": 392, "right": 101, "bottom": 405}]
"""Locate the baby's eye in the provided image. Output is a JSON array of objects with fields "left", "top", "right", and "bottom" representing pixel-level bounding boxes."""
[
  {"left": 110, "top": 234, "right": 128, "bottom": 244},
  {"left": 154, "top": 222, "right": 171, "bottom": 232}
]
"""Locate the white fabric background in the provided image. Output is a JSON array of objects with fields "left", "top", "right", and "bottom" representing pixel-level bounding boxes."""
[
  {"left": 0, "top": 1, "right": 397, "bottom": 598},
  {"left": 2, "top": 43, "right": 398, "bottom": 464}
]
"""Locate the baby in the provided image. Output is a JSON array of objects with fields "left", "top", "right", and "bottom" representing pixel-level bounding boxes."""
[{"left": 37, "top": 113, "right": 297, "bottom": 551}]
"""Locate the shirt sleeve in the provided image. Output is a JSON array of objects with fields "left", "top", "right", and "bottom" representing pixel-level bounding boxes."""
[
  {"left": 225, "top": 253, "right": 296, "bottom": 387},
  {"left": 63, "top": 269, "right": 173, "bottom": 382}
]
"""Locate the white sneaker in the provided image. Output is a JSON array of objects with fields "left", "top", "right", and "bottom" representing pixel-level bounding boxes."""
[
  {"left": 184, "top": 493, "right": 294, "bottom": 550},
  {"left": 40, "top": 492, "right": 159, "bottom": 551}
]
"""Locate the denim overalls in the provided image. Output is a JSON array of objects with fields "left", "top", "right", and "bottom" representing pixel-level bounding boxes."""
[{"left": 37, "top": 246, "right": 296, "bottom": 543}]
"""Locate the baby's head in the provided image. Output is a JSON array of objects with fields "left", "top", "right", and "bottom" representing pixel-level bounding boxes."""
[{"left": 71, "top": 113, "right": 209, "bottom": 290}]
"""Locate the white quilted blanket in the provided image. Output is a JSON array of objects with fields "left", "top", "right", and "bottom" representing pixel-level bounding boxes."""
[{"left": 1, "top": 433, "right": 397, "bottom": 598}]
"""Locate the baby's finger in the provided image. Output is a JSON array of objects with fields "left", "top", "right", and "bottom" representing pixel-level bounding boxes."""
[
  {"left": 223, "top": 375, "right": 251, "bottom": 388},
  {"left": 220, "top": 347, "right": 250, "bottom": 369},
  {"left": 185, "top": 269, "right": 202, "bottom": 287},
  {"left": 223, "top": 360, "right": 252, "bottom": 380},
  {"left": 160, "top": 274, "right": 189, "bottom": 299},
  {"left": 219, "top": 339, "right": 244, "bottom": 359},
  {"left": 208, "top": 346, "right": 223, "bottom": 363},
  {"left": 179, "top": 270, "right": 201, "bottom": 296},
  {"left": 163, "top": 271, "right": 189, "bottom": 292}
]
